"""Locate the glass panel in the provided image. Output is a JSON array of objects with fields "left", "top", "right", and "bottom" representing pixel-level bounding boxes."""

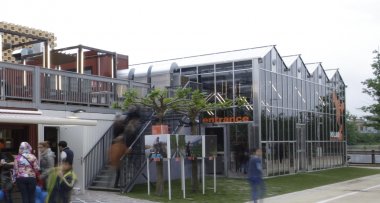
[
  {"left": 266, "top": 72, "right": 271, "bottom": 106},
  {"left": 260, "top": 70, "right": 266, "bottom": 105},
  {"left": 234, "top": 60, "right": 252, "bottom": 71},
  {"left": 199, "top": 73, "right": 214, "bottom": 97},
  {"left": 198, "top": 64, "right": 214, "bottom": 74},
  {"left": 271, "top": 73, "right": 279, "bottom": 107},
  {"left": 234, "top": 69, "right": 253, "bottom": 104},
  {"left": 283, "top": 75, "right": 288, "bottom": 108},
  {"left": 215, "top": 62, "right": 232, "bottom": 72},
  {"left": 181, "top": 67, "right": 197, "bottom": 75},
  {"left": 229, "top": 124, "right": 249, "bottom": 177},
  {"left": 216, "top": 71, "right": 233, "bottom": 101}
]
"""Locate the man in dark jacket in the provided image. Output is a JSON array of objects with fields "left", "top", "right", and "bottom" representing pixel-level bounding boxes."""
[
  {"left": 58, "top": 141, "right": 74, "bottom": 166},
  {"left": 248, "top": 148, "right": 265, "bottom": 203}
]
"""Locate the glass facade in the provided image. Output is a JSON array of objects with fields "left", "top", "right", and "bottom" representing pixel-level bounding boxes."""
[
  {"left": 169, "top": 48, "right": 346, "bottom": 178},
  {"left": 259, "top": 52, "right": 346, "bottom": 176}
]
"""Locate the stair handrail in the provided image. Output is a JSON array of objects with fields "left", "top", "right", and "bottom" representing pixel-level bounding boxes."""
[
  {"left": 119, "top": 112, "right": 155, "bottom": 162},
  {"left": 83, "top": 124, "right": 114, "bottom": 188},
  {"left": 121, "top": 116, "right": 184, "bottom": 193},
  {"left": 119, "top": 81, "right": 202, "bottom": 192},
  {"left": 83, "top": 124, "right": 113, "bottom": 160}
]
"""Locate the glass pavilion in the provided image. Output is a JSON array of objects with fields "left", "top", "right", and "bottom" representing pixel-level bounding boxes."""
[{"left": 119, "top": 45, "right": 346, "bottom": 177}]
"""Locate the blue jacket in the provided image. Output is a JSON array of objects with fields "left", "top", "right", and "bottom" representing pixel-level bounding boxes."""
[{"left": 248, "top": 155, "right": 263, "bottom": 182}]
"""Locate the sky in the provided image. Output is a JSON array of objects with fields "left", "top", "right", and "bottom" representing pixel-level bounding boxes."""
[{"left": 1, "top": 0, "right": 380, "bottom": 117}]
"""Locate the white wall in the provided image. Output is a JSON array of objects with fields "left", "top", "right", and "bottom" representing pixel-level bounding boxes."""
[
  {"left": 59, "top": 126, "right": 85, "bottom": 191},
  {"left": 39, "top": 110, "right": 116, "bottom": 193},
  {"left": 41, "top": 110, "right": 115, "bottom": 154}
]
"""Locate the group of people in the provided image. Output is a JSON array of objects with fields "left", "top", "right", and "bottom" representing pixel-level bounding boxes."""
[{"left": 0, "top": 140, "right": 76, "bottom": 203}]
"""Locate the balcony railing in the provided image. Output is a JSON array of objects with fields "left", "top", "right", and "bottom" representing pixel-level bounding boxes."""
[{"left": 0, "top": 62, "right": 150, "bottom": 110}]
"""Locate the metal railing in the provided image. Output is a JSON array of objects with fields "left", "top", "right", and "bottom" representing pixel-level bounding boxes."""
[
  {"left": 119, "top": 81, "right": 200, "bottom": 193},
  {"left": 119, "top": 113, "right": 185, "bottom": 193},
  {"left": 83, "top": 125, "right": 114, "bottom": 189},
  {"left": 0, "top": 61, "right": 149, "bottom": 109},
  {"left": 119, "top": 112, "right": 154, "bottom": 193}
]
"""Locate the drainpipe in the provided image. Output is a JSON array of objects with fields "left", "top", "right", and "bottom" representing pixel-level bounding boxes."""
[
  {"left": 43, "top": 41, "right": 50, "bottom": 68},
  {"left": 0, "top": 32, "right": 2, "bottom": 61},
  {"left": 78, "top": 46, "right": 83, "bottom": 74}
]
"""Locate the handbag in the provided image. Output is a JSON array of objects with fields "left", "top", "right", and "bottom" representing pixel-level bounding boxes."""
[{"left": 20, "top": 155, "right": 42, "bottom": 186}]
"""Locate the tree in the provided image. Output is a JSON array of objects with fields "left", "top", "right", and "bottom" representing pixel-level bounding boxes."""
[
  {"left": 362, "top": 49, "right": 380, "bottom": 129},
  {"left": 120, "top": 88, "right": 186, "bottom": 124},
  {"left": 346, "top": 111, "right": 359, "bottom": 145},
  {"left": 174, "top": 88, "right": 232, "bottom": 134},
  {"left": 117, "top": 87, "right": 187, "bottom": 196},
  {"left": 174, "top": 88, "right": 233, "bottom": 192}
]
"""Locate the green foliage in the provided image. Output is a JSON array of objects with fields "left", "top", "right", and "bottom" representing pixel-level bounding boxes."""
[
  {"left": 119, "top": 88, "right": 187, "bottom": 124},
  {"left": 362, "top": 49, "right": 380, "bottom": 129},
  {"left": 346, "top": 111, "right": 360, "bottom": 145},
  {"left": 174, "top": 88, "right": 233, "bottom": 134},
  {"left": 353, "top": 133, "right": 380, "bottom": 144}
]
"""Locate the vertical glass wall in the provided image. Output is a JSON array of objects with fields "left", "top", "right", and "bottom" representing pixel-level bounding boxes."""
[
  {"left": 260, "top": 53, "right": 346, "bottom": 177},
  {"left": 172, "top": 52, "right": 346, "bottom": 178},
  {"left": 173, "top": 59, "right": 256, "bottom": 177}
]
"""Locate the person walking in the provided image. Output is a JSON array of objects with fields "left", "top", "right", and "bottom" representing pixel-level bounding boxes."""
[
  {"left": 38, "top": 141, "right": 55, "bottom": 189},
  {"left": 108, "top": 135, "right": 130, "bottom": 188},
  {"left": 248, "top": 148, "right": 265, "bottom": 203},
  {"left": 46, "top": 161, "right": 77, "bottom": 203},
  {"left": 13, "top": 142, "right": 40, "bottom": 203},
  {"left": 58, "top": 141, "right": 74, "bottom": 166}
]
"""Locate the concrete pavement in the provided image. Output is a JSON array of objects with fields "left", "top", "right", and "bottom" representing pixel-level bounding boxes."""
[
  {"left": 71, "top": 190, "right": 157, "bottom": 203},
  {"left": 260, "top": 173, "right": 380, "bottom": 203}
]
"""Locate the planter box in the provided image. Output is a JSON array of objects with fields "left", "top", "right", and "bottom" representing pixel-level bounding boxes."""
[{"left": 152, "top": 125, "right": 169, "bottom": 135}]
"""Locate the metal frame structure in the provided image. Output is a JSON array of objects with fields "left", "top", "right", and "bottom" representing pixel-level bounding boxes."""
[{"left": 121, "top": 46, "right": 347, "bottom": 178}]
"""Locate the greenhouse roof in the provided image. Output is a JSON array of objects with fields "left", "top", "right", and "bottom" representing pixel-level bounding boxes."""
[{"left": 123, "top": 45, "right": 274, "bottom": 76}]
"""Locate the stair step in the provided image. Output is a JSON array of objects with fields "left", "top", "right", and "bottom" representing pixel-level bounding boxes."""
[
  {"left": 97, "top": 175, "right": 111, "bottom": 178},
  {"left": 92, "top": 180, "right": 109, "bottom": 183},
  {"left": 88, "top": 185, "right": 120, "bottom": 192}
]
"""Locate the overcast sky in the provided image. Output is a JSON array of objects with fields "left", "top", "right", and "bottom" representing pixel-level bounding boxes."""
[{"left": 2, "top": 0, "right": 380, "bottom": 116}]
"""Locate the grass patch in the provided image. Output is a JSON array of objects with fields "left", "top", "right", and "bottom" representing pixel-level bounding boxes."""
[{"left": 125, "top": 167, "right": 380, "bottom": 203}]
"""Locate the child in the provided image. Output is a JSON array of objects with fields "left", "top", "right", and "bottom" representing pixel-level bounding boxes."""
[{"left": 46, "top": 161, "right": 77, "bottom": 203}]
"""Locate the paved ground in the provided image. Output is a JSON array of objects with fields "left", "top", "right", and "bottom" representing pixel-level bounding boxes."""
[
  {"left": 259, "top": 173, "right": 380, "bottom": 203},
  {"left": 71, "top": 190, "right": 157, "bottom": 203}
]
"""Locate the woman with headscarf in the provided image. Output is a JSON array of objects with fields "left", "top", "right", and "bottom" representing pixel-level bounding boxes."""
[{"left": 13, "top": 142, "right": 39, "bottom": 203}]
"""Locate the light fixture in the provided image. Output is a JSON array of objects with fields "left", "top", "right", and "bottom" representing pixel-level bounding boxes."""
[
  {"left": 67, "top": 109, "right": 86, "bottom": 119},
  {"left": 71, "top": 109, "right": 86, "bottom": 113}
]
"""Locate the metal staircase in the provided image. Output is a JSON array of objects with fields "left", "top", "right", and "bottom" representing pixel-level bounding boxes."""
[
  {"left": 85, "top": 81, "right": 202, "bottom": 192},
  {"left": 84, "top": 125, "right": 116, "bottom": 191},
  {"left": 119, "top": 112, "right": 184, "bottom": 193}
]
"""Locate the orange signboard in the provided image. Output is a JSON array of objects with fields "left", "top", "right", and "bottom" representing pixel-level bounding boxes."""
[
  {"left": 202, "top": 116, "right": 250, "bottom": 123},
  {"left": 152, "top": 125, "right": 169, "bottom": 135}
]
